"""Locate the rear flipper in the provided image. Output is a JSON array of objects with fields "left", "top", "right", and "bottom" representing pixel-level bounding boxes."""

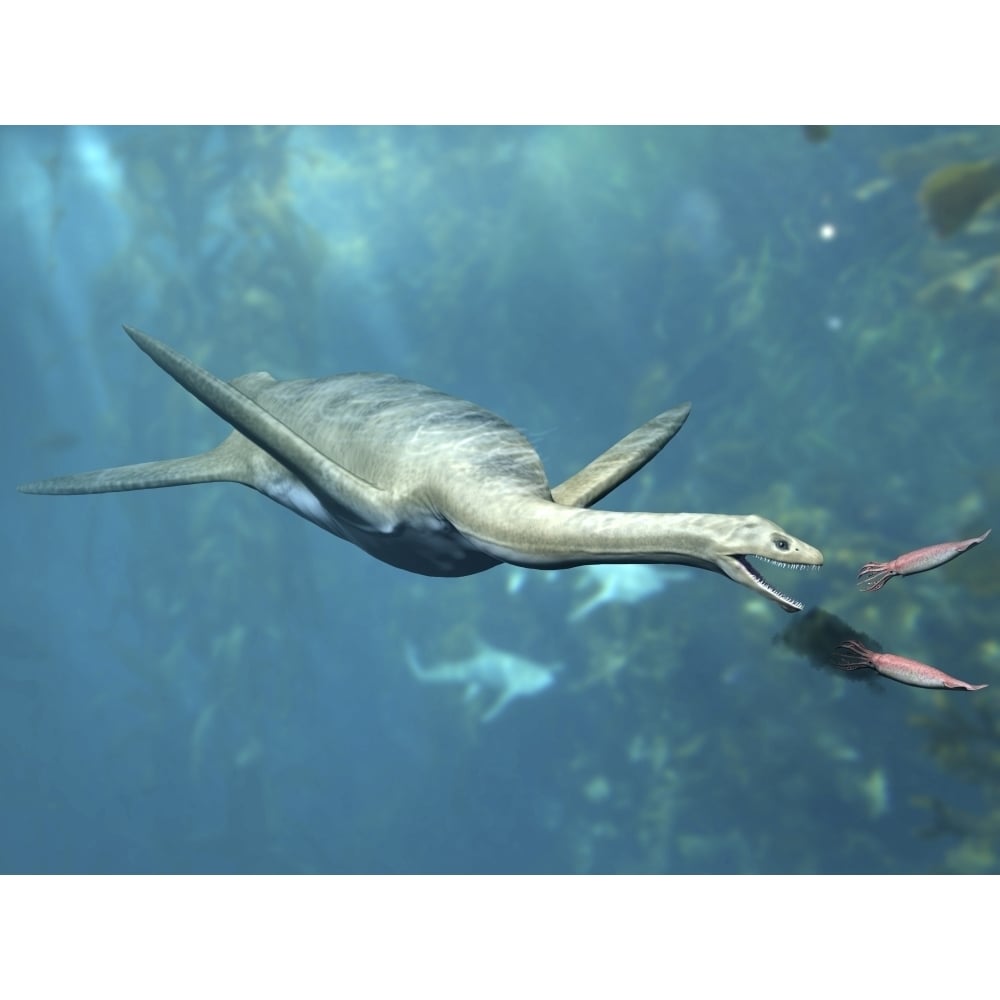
[
  {"left": 403, "top": 643, "right": 427, "bottom": 680},
  {"left": 18, "top": 433, "right": 252, "bottom": 495}
]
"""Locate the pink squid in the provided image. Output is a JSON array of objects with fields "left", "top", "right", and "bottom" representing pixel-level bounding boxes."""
[
  {"left": 837, "top": 640, "right": 987, "bottom": 691},
  {"left": 857, "top": 529, "right": 991, "bottom": 592}
]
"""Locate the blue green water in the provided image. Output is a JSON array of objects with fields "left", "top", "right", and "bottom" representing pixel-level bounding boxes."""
[{"left": 3, "top": 126, "right": 998, "bottom": 873}]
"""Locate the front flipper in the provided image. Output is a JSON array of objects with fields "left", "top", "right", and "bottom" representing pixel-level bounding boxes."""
[
  {"left": 481, "top": 689, "right": 514, "bottom": 723},
  {"left": 123, "top": 326, "right": 393, "bottom": 532},
  {"left": 551, "top": 402, "right": 691, "bottom": 508}
]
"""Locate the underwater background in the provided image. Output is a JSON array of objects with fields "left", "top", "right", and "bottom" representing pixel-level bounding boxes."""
[{"left": 2, "top": 125, "right": 998, "bottom": 874}]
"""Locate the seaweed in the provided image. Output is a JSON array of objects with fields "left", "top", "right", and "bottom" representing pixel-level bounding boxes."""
[
  {"left": 919, "top": 159, "right": 1000, "bottom": 237},
  {"left": 801, "top": 126, "right": 831, "bottom": 144}
]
